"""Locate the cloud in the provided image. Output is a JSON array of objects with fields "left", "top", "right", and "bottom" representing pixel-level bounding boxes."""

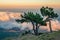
[
  {"left": 39, "top": 20, "right": 60, "bottom": 31},
  {"left": 0, "top": 12, "right": 22, "bottom": 29},
  {"left": 20, "top": 20, "right": 60, "bottom": 32},
  {"left": 0, "top": 12, "right": 21, "bottom": 21},
  {"left": 0, "top": 21, "right": 22, "bottom": 29},
  {"left": 0, "top": 11, "right": 60, "bottom": 32}
]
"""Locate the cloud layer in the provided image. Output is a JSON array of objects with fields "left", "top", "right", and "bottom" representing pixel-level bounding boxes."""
[{"left": 0, "top": 12, "right": 60, "bottom": 32}]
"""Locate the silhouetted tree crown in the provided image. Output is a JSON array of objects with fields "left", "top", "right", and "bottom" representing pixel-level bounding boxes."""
[
  {"left": 16, "top": 12, "right": 46, "bottom": 25},
  {"left": 40, "top": 6, "right": 58, "bottom": 32},
  {"left": 16, "top": 12, "right": 46, "bottom": 35},
  {"left": 40, "top": 6, "right": 58, "bottom": 19}
]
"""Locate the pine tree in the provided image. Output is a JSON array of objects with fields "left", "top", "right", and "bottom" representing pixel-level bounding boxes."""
[
  {"left": 40, "top": 6, "right": 58, "bottom": 32},
  {"left": 16, "top": 12, "right": 46, "bottom": 35}
]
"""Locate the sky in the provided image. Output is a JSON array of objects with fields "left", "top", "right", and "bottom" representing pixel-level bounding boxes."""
[{"left": 0, "top": 0, "right": 60, "bottom": 8}]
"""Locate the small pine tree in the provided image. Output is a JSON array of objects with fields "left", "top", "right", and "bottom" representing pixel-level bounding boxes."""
[
  {"left": 40, "top": 6, "right": 58, "bottom": 32},
  {"left": 16, "top": 12, "right": 46, "bottom": 35}
]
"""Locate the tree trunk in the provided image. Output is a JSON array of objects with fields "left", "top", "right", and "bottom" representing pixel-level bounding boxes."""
[
  {"left": 32, "top": 22, "right": 36, "bottom": 34},
  {"left": 35, "top": 24, "right": 39, "bottom": 35},
  {"left": 49, "top": 20, "right": 52, "bottom": 32}
]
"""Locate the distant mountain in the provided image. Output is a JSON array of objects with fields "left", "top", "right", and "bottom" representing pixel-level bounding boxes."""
[
  {"left": 9, "top": 27, "right": 21, "bottom": 31},
  {"left": 0, "top": 27, "right": 21, "bottom": 32},
  {"left": 0, "top": 27, "right": 5, "bottom": 32},
  {"left": 0, "top": 31, "right": 20, "bottom": 40}
]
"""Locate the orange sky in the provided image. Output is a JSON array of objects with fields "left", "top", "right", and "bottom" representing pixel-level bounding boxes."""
[{"left": 0, "top": 0, "right": 60, "bottom": 8}]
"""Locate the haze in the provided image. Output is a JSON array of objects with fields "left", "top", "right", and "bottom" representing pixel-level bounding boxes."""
[{"left": 0, "top": 0, "right": 60, "bottom": 8}]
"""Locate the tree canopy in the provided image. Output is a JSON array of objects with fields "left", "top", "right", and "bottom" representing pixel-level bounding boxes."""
[
  {"left": 40, "top": 6, "right": 58, "bottom": 19},
  {"left": 16, "top": 12, "right": 46, "bottom": 35},
  {"left": 16, "top": 12, "right": 46, "bottom": 25}
]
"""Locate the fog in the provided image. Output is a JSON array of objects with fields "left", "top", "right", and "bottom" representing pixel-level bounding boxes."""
[{"left": 0, "top": 8, "right": 60, "bottom": 32}]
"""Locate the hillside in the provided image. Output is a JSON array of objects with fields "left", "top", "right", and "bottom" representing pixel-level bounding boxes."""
[{"left": 3, "top": 31, "right": 60, "bottom": 40}]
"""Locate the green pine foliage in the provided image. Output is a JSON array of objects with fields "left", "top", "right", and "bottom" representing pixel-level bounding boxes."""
[
  {"left": 16, "top": 11, "right": 46, "bottom": 35},
  {"left": 40, "top": 6, "right": 58, "bottom": 32}
]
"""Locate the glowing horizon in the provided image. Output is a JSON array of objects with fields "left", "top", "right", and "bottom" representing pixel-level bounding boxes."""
[{"left": 0, "top": 0, "right": 60, "bottom": 8}]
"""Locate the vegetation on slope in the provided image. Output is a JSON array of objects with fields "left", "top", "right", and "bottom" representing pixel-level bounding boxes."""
[{"left": 3, "top": 31, "right": 60, "bottom": 40}]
